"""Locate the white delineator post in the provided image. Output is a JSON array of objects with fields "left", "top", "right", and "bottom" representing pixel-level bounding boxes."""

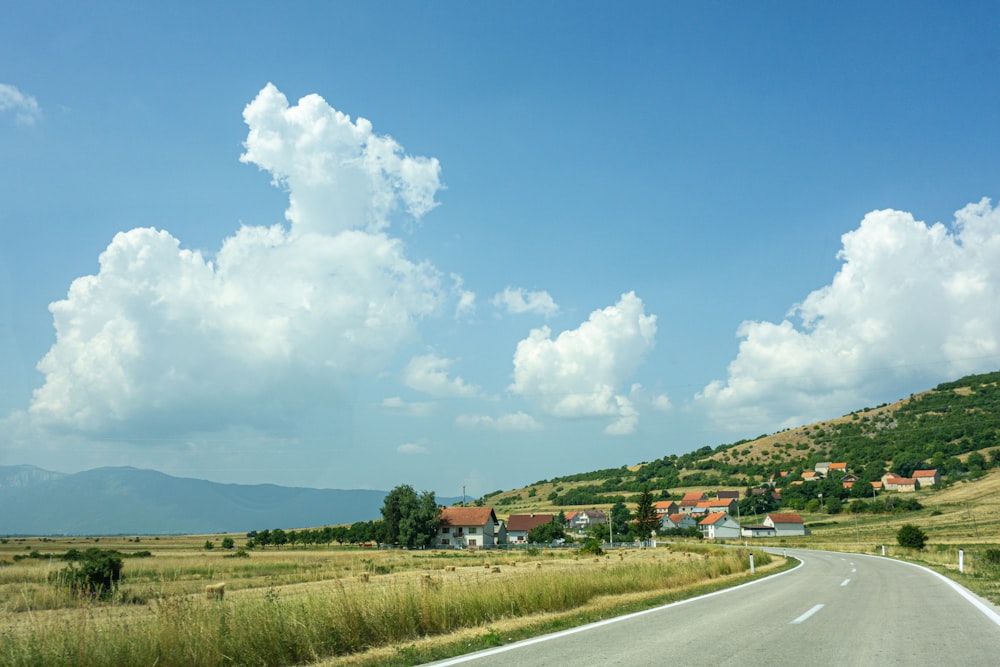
[
  {"left": 959, "top": 548, "right": 965, "bottom": 573},
  {"left": 749, "top": 553, "right": 755, "bottom": 574}
]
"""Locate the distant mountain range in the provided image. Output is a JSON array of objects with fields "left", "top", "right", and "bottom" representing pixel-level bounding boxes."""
[{"left": 0, "top": 465, "right": 459, "bottom": 536}]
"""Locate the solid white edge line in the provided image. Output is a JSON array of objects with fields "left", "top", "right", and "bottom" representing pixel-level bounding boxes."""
[
  {"left": 425, "top": 555, "right": 805, "bottom": 666},
  {"left": 790, "top": 603, "right": 825, "bottom": 624},
  {"left": 798, "top": 547, "right": 1000, "bottom": 629}
]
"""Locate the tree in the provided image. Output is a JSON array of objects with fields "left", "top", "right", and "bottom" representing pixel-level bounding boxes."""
[
  {"left": 381, "top": 485, "right": 439, "bottom": 548},
  {"left": 610, "top": 500, "right": 631, "bottom": 540},
  {"left": 632, "top": 486, "right": 659, "bottom": 539},
  {"left": 825, "top": 496, "right": 843, "bottom": 514},
  {"left": 528, "top": 517, "right": 566, "bottom": 544},
  {"left": 221, "top": 537, "right": 235, "bottom": 550},
  {"left": 897, "top": 524, "right": 927, "bottom": 550}
]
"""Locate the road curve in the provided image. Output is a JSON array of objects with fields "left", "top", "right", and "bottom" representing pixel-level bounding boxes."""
[{"left": 422, "top": 548, "right": 1000, "bottom": 666}]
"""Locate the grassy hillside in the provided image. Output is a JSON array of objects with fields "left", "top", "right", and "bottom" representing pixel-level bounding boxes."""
[{"left": 475, "top": 370, "right": 1000, "bottom": 520}]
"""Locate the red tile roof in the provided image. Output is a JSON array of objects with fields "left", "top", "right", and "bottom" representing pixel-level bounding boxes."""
[
  {"left": 698, "top": 512, "right": 731, "bottom": 526},
  {"left": 681, "top": 492, "right": 707, "bottom": 502},
  {"left": 829, "top": 462, "right": 847, "bottom": 470},
  {"left": 439, "top": 507, "right": 496, "bottom": 527},
  {"left": 667, "top": 513, "right": 689, "bottom": 523},
  {"left": 506, "top": 514, "right": 554, "bottom": 532},
  {"left": 766, "top": 513, "right": 804, "bottom": 524},
  {"left": 913, "top": 469, "right": 938, "bottom": 477}
]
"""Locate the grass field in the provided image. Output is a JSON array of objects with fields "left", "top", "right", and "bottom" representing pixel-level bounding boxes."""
[
  {"left": 2, "top": 469, "right": 998, "bottom": 666},
  {"left": 0, "top": 536, "right": 780, "bottom": 667}
]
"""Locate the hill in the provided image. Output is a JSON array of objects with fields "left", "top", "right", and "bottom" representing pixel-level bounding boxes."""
[{"left": 477, "top": 370, "right": 1000, "bottom": 516}]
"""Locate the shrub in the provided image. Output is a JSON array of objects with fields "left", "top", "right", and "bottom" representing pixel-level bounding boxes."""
[
  {"left": 983, "top": 548, "right": 1000, "bottom": 565},
  {"left": 52, "top": 548, "right": 124, "bottom": 599},
  {"left": 578, "top": 538, "right": 603, "bottom": 556},
  {"left": 896, "top": 524, "right": 927, "bottom": 550}
]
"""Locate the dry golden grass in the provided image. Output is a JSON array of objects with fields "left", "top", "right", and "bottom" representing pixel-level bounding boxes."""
[{"left": 0, "top": 541, "right": 777, "bottom": 667}]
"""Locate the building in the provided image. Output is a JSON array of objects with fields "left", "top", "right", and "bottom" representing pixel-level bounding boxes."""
[
  {"left": 661, "top": 513, "right": 698, "bottom": 531},
  {"left": 913, "top": 469, "right": 940, "bottom": 487},
  {"left": 698, "top": 512, "right": 741, "bottom": 540},
  {"left": 763, "top": 513, "right": 807, "bottom": 537},
  {"left": 882, "top": 473, "right": 918, "bottom": 492},
  {"left": 437, "top": 507, "right": 499, "bottom": 549},
  {"left": 564, "top": 509, "right": 608, "bottom": 533},
  {"left": 506, "top": 514, "right": 555, "bottom": 544},
  {"left": 741, "top": 525, "right": 777, "bottom": 538},
  {"left": 653, "top": 500, "right": 679, "bottom": 516}
]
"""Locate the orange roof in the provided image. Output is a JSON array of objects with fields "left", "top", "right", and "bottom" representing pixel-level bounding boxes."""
[
  {"left": 681, "top": 492, "right": 707, "bottom": 502},
  {"left": 766, "top": 513, "right": 804, "bottom": 524},
  {"left": 439, "top": 507, "right": 496, "bottom": 527},
  {"left": 790, "top": 480, "right": 804, "bottom": 486},
  {"left": 801, "top": 471, "right": 818, "bottom": 478},
  {"left": 843, "top": 481, "right": 854, "bottom": 488},
  {"left": 830, "top": 462, "right": 847, "bottom": 470},
  {"left": 667, "top": 513, "right": 689, "bottom": 523},
  {"left": 698, "top": 512, "right": 731, "bottom": 525},
  {"left": 913, "top": 469, "right": 938, "bottom": 477},
  {"left": 653, "top": 501, "right": 676, "bottom": 510},
  {"left": 871, "top": 481, "right": 883, "bottom": 489}
]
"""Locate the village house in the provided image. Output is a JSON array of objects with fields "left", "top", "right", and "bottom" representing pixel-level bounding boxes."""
[
  {"left": 506, "top": 513, "right": 554, "bottom": 544},
  {"left": 698, "top": 512, "right": 741, "bottom": 540},
  {"left": 828, "top": 462, "right": 848, "bottom": 474},
  {"left": 653, "top": 500, "right": 679, "bottom": 516},
  {"left": 814, "top": 462, "right": 832, "bottom": 476},
  {"left": 913, "top": 469, "right": 940, "bottom": 487},
  {"left": 564, "top": 509, "right": 607, "bottom": 533},
  {"left": 661, "top": 513, "right": 698, "bottom": 531},
  {"left": 801, "top": 471, "right": 820, "bottom": 482},
  {"left": 741, "top": 524, "right": 777, "bottom": 538},
  {"left": 678, "top": 492, "right": 707, "bottom": 514},
  {"left": 763, "top": 513, "right": 808, "bottom": 537},
  {"left": 882, "top": 473, "right": 918, "bottom": 492},
  {"left": 437, "top": 507, "right": 499, "bottom": 549},
  {"left": 716, "top": 490, "right": 741, "bottom": 501},
  {"left": 695, "top": 498, "right": 737, "bottom": 515}
]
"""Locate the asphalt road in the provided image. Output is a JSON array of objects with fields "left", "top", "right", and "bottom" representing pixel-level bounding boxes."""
[{"left": 422, "top": 548, "right": 1000, "bottom": 666}]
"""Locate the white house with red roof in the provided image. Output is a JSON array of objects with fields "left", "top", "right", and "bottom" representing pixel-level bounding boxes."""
[
  {"left": 763, "top": 513, "right": 807, "bottom": 536},
  {"left": 437, "top": 507, "right": 499, "bottom": 549},
  {"left": 698, "top": 512, "right": 741, "bottom": 540}
]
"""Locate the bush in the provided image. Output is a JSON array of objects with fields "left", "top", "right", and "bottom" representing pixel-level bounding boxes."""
[
  {"left": 983, "top": 548, "right": 1000, "bottom": 565},
  {"left": 52, "top": 548, "right": 124, "bottom": 599},
  {"left": 578, "top": 538, "right": 603, "bottom": 556},
  {"left": 896, "top": 524, "right": 927, "bottom": 550}
]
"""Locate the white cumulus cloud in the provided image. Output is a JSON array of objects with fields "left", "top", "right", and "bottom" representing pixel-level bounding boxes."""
[
  {"left": 240, "top": 83, "right": 441, "bottom": 236},
  {"left": 397, "top": 441, "right": 429, "bottom": 455},
  {"left": 28, "top": 84, "right": 447, "bottom": 438},
  {"left": 509, "top": 292, "right": 656, "bottom": 434},
  {"left": 492, "top": 287, "right": 559, "bottom": 317},
  {"left": 0, "top": 83, "right": 41, "bottom": 125},
  {"left": 697, "top": 198, "right": 1000, "bottom": 433},
  {"left": 381, "top": 397, "right": 435, "bottom": 417},
  {"left": 455, "top": 412, "right": 542, "bottom": 431},
  {"left": 403, "top": 353, "right": 481, "bottom": 398}
]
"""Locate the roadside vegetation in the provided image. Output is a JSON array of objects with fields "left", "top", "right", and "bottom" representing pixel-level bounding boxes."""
[{"left": 0, "top": 538, "right": 774, "bottom": 667}]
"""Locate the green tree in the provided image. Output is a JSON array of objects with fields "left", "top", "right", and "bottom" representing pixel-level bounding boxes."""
[
  {"left": 381, "top": 485, "right": 439, "bottom": 548},
  {"left": 203, "top": 540, "right": 214, "bottom": 550},
  {"left": 610, "top": 500, "right": 631, "bottom": 540},
  {"left": 221, "top": 537, "right": 235, "bottom": 550},
  {"left": 632, "top": 486, "right": 659, "bottom": 539},
  {"left": 528, "top": 517, "right": 566, "bottom": 544},
  {"left": 896, "top": 524, "right": 927, "bottom": 550},
  {"left": 398, "top": 490, "right": 439, "bottom": 548},
  {"left": 825, "top": 496, "right": 843, "bottom": 514},
  {"left": 966, "top": 451, "right": 987, "bottom": 472}
]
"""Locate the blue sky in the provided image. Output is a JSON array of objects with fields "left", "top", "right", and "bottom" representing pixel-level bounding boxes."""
[{"left": 2, "top": 2, "right": 999, "bottom": 497}]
